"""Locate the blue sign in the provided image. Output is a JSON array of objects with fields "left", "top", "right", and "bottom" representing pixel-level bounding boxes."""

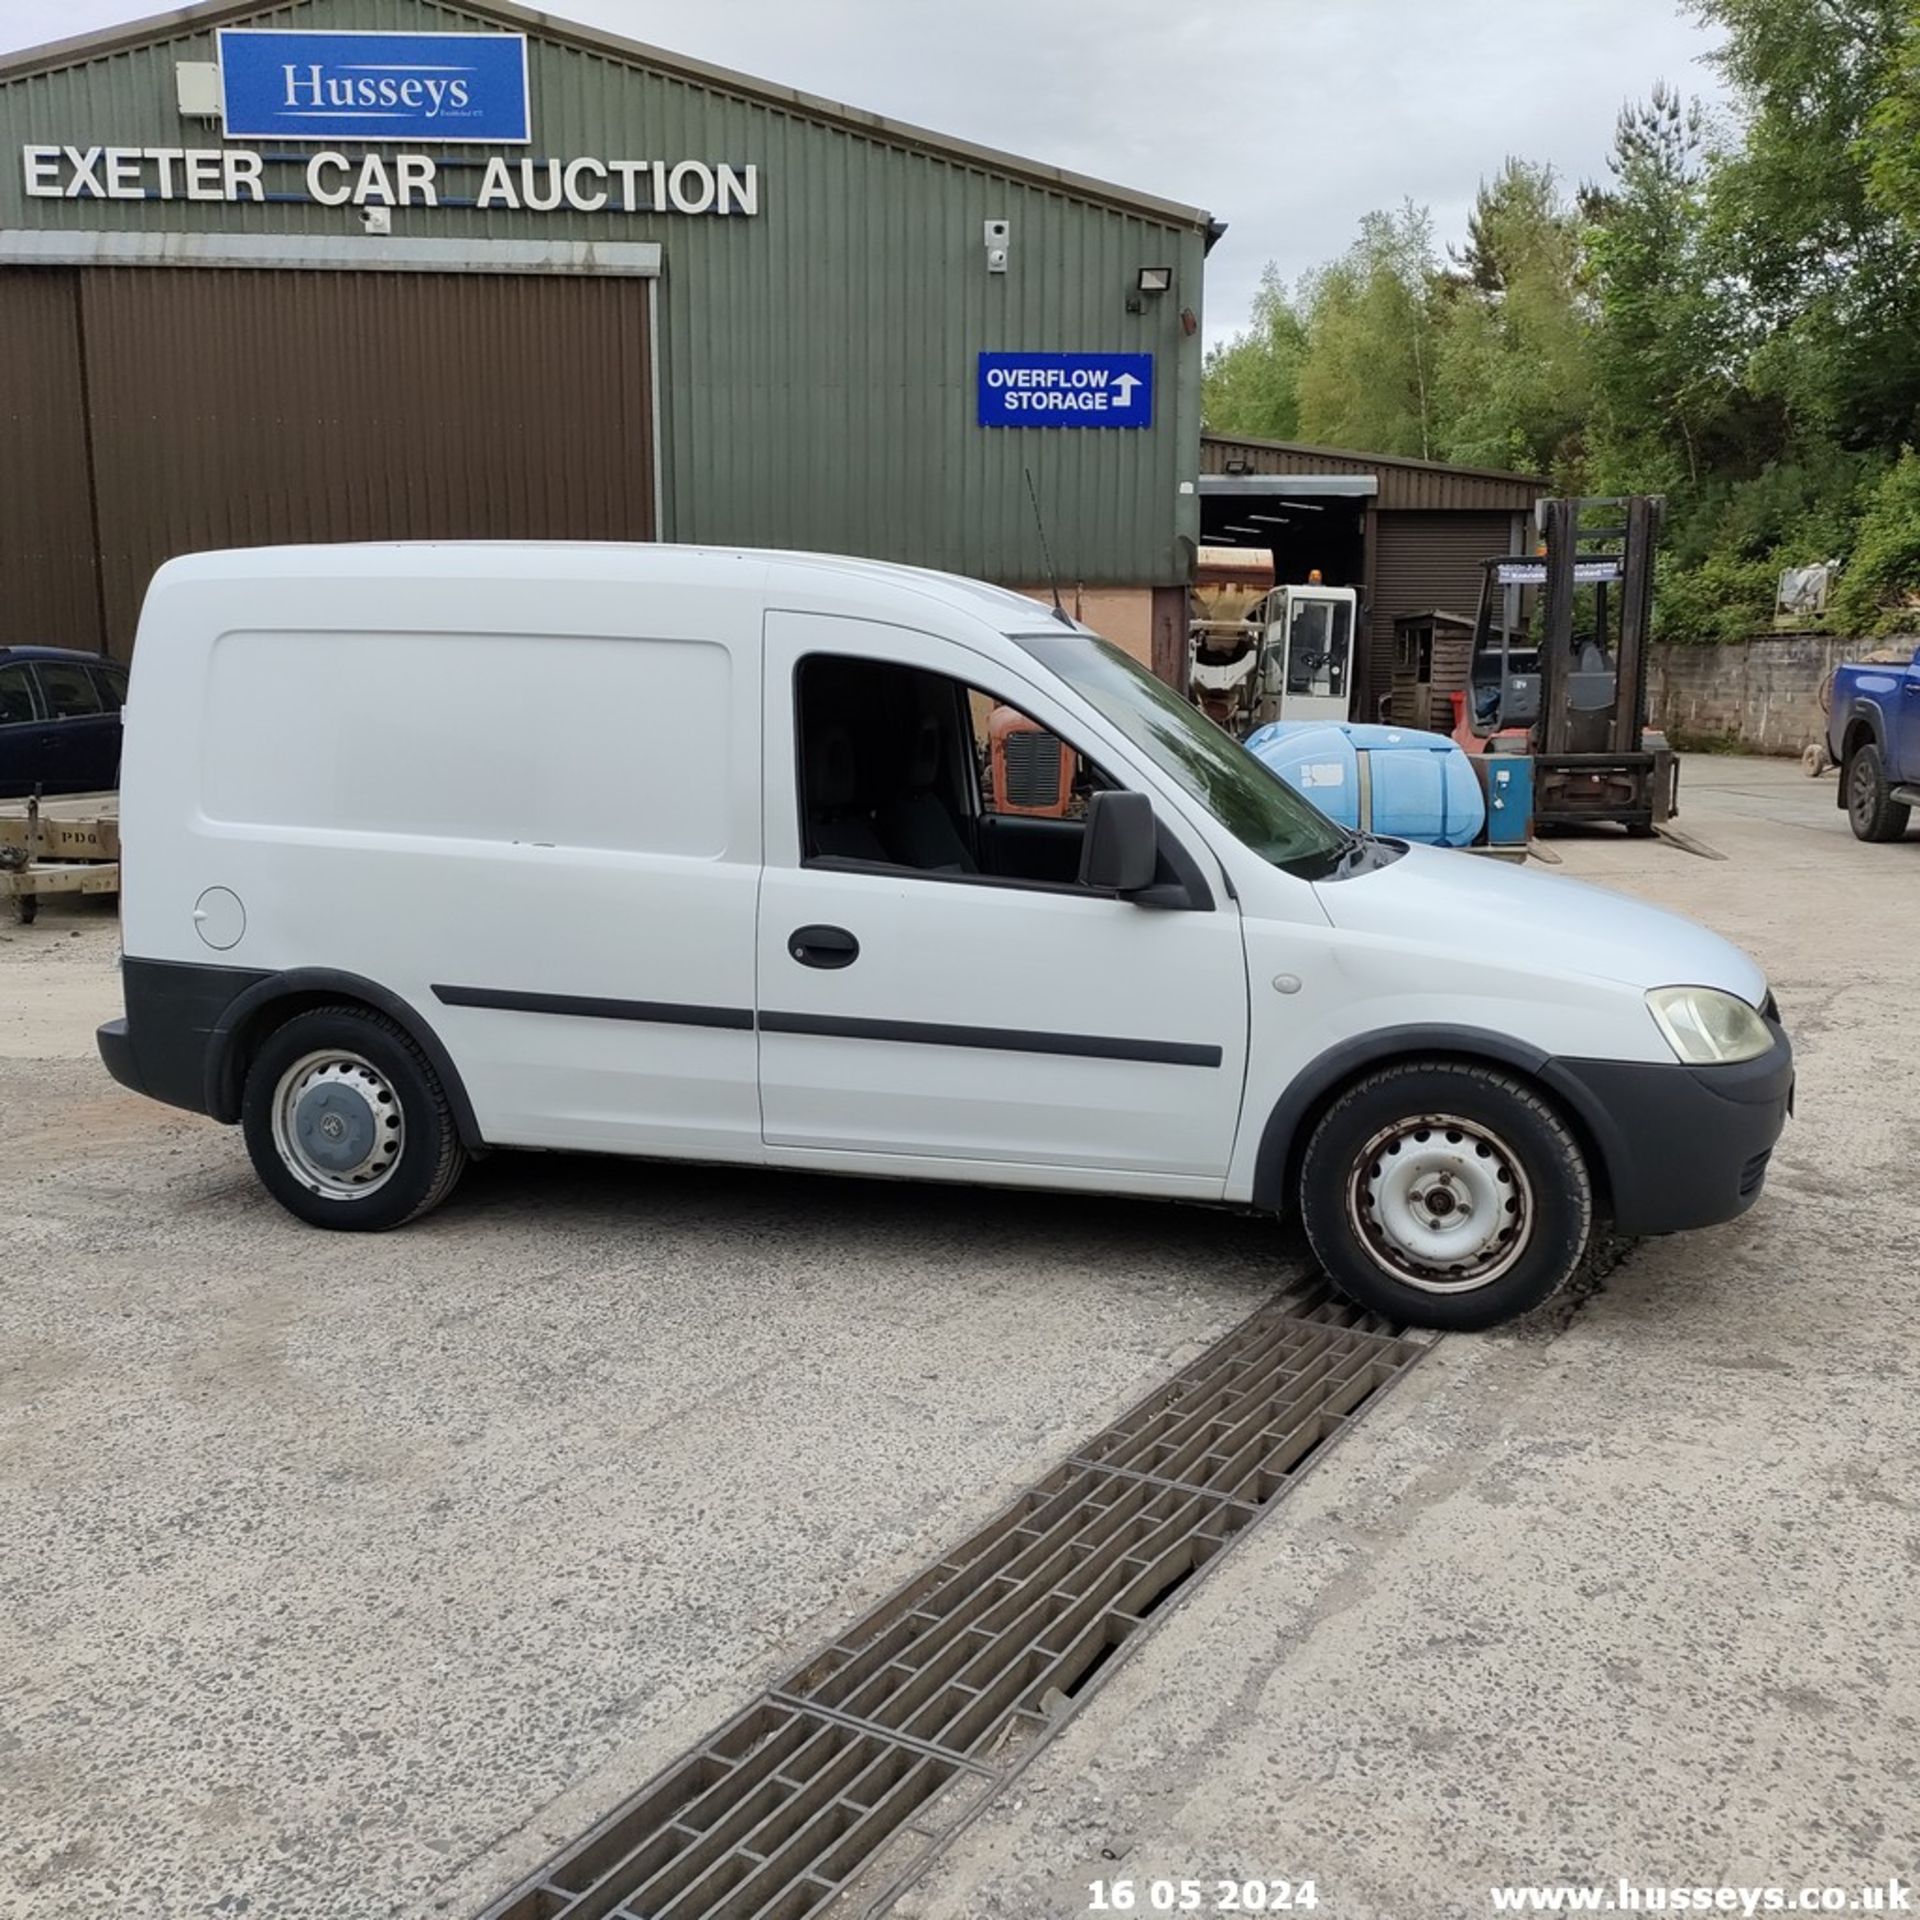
[
  {"left": 978, "top": 351, "right": 1154, "bottom": 428},
  {"left": 219, "top": 30, "right": 531, "bottom": 144}
]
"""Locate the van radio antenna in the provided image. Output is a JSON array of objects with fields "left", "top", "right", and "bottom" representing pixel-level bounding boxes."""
[{"left": 1023, "top": 466, "right": 1070, "bottom": 624}]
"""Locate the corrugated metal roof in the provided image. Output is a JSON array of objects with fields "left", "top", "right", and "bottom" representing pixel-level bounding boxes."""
[
  {"left": 0, "top": 0, "right": 1215, "bottom": 232},
  {"left": 1201, "top": 432, "right": 1547, "bottom": 513}
]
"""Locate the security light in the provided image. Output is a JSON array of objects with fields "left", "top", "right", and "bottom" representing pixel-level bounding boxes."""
[{"left": 1136, "top": 266, "right": 1173, "bottom": 294}]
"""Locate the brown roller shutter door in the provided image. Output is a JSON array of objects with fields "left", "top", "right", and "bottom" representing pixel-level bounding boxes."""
[
  {"left": 0, "top": 270, "right": 104, "bottom": 652},
  {"left": 1366, "top": 510, "right": 1515, "bottom": 718},
  {"left": 3, "top": 266, "right": 655, "bottom": 657}
]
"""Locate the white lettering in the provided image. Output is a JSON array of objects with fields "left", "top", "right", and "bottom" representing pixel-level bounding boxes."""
[
  {"left": 667, "top": 159, "right": 715, "bottom": 215},
  {"left": 103, "top": 147, "right": 144, "bottom": 200},
  {"left": 608, "top": 159, "right": 648, "bottom": 212},
  {"left": 184, "top": 150, "right": 224, "bottom": 202},
  {"left": 352, "top": 154, "right": 396, "bottom": 207},
  {"left": 306, "top": 151, "right": 352, "bottom": 206},
  {"left": 563, "top": 156, "right": 607, "bottom": 212},
  {"left": 395, "top": 153, "right": 437, "bottom": 208},
  {"left": 144, "top": 147, "right": 181, "bottom": 197},
  {"left": 16, "top": 138, "right": 761, "bottom": 218},
  {"left": 22, "top": 144, "right": 63, "bottom": 197},
  {"left": 63, "top": 145, "right": 105, "bottom": 198},
  {"left": 282, "top": 64, "right": 324, "bottom": 109},
  {"left": 223, "top": 151, "right": 265, "bottom": 203},
  {"left": 475, "top": 155, "right": 519, "bottom": 209},
  {"left": 518, "top": 158, "right": 564, "bottom": 212}
]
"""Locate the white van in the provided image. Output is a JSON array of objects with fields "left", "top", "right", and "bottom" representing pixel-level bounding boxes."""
[{"left": 98, "top": 544, "right": 1792, "bottom": 1329}]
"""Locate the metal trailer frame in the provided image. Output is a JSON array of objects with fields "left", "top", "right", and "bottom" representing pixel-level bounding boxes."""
[{"left": 0, "top": 791, "right": 120, "bottom": 923}]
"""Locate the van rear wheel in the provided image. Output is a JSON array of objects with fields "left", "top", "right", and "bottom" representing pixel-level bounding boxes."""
[
  {"left": 242, "top": 1006, "right": 466, "bottom": 1230},
  {"left": 1298, "top": 1062, "right": 1592, "bottom": 1331}
]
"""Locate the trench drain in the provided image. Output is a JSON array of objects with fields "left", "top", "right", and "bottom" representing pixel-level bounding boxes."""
[{"left": 480, "top": 1289, "right": 1427, "bottom": 1920}]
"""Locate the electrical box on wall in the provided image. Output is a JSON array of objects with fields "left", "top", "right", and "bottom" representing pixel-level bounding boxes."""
[{"left": 174, "top": 62, "right": 221, "bottom": 118}]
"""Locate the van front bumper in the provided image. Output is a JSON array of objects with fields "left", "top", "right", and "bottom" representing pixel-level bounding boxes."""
[{"left": 1547, "top": 1029, "right": 1793, "bottom": 1236}]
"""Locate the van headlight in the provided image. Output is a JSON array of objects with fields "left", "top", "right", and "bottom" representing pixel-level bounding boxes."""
[{"left": 1646, "top": 985, "right": 1774, "bottom": 1065}]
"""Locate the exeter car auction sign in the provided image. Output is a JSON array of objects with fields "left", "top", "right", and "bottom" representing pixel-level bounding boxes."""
[{"left": 16, "top": 27, "right": 762, "bottom": 217}]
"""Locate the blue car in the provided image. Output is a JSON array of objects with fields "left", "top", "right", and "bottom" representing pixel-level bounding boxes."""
[{"left": 0, "top": 646, "right": 130, "bottom": 800}]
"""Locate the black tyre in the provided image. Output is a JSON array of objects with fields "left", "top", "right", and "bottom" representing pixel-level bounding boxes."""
[
  {"left": 1298, "top": 1062, "right": 1593, "bottom": 1331},
  {"left": 1845, "top": 741, "right": 1911, "bottom": 843},
  {"left": 241, "top": 1005, "right": 466, "bottom": 1230}
]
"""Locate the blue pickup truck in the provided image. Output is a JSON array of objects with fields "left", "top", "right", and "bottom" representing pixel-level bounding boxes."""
[{"left": 1828, "top": 644, "right": 1920, "bottom": 842}]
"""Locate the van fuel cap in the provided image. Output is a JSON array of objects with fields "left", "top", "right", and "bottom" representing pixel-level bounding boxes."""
[{"left": 192, "top": 887, "right": 246, "bottom": 951}]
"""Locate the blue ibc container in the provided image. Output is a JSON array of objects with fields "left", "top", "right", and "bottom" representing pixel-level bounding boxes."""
[{"left": 1244, "top": 721, "right": 1487, "bottom": 848}]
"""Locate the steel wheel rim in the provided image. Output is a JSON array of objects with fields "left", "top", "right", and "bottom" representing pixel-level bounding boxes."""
[
  {"left": 1346, "top": 1112, "right": 1535, "bottom": 1294},
  {"left": 269, "top": 1049, "right": 405, "bottom": 1200}
]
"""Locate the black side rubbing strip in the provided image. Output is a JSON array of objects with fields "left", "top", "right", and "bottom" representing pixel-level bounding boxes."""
[
  {"left": 758, "top": 1009, "right": 1222, "bottom": 1068},
  {"left": 433, "top": 985, "right": 754, "bottom": 1032}
]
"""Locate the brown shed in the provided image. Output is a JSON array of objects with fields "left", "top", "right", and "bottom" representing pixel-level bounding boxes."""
[{"left": 1198, "top": 433, "right": 1548, "bottom": 718}]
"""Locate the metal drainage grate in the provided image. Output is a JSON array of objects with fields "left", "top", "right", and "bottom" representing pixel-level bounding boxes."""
[{"left": 481, "top": 1291, "right": 1425, "bottom": 1920}]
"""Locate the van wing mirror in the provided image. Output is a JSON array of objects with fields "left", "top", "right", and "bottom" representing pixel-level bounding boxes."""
[{"left": 1079, "top": 790, "right": 1159, "bottom": 895}]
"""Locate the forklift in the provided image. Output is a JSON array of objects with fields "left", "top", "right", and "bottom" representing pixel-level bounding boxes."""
[{"left": 1453, "top": 494, "right": 1678, "bottom": 835}]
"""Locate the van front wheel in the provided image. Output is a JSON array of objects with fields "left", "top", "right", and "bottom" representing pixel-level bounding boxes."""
[
  {"left": 242, "top": 1006, "right": 467, "bottom": 1230},
  {"left": 1298, "top": 1063, "right": 1592, "bottom": 1331}
]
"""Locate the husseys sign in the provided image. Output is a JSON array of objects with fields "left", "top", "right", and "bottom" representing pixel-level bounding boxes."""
[
  {"left": 218, "top": 29, "right": 531, "bottom": 143},
  {"left": 16, "top": 28, "right": 762, "bottom": 217}
]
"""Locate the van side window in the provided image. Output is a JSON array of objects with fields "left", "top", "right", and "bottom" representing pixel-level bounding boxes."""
[
  {"left": 0, "top": 664, "right": 39, "bottom": 726},
  {"left": 794, "top": 653, "right": 1110, "bottom": 890},
  {"left": 36, "top": 660, "right": 103, "bottom": 718}
]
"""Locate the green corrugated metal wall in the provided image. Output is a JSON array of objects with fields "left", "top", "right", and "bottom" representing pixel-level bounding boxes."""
[{"left": 0, "top": 0, "right": 1206, "bottom": 585}]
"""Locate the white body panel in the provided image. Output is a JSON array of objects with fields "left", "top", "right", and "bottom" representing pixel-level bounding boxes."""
[
  {"left": 755, "top": 610, "right": 1249, "bottom": 1190},
  {"left": 120, "top": 542, "right": 1772, "bottom": 1212}
]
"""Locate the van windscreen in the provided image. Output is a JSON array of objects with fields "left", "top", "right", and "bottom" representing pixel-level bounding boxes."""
[{"left": 1015, "top": 634, "right": 1354, "bottom": 879}]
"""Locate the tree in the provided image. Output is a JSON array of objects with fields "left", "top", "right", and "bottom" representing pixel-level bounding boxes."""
[
  {"left": 1697, "top": 0, "right": 1920, "bottom": 448},
  {"left": 1201, "top": 263, "right": 1307, "bottom": 441},
  {"left": 1434, "top": 160, "right": 1594, "bottom": 479},
  {"left": 1583, "top": 85, "right": 1741, "bottom": 493},
  {"left": 1294, "top": 203, "right": 1441, "bottom": 459}
]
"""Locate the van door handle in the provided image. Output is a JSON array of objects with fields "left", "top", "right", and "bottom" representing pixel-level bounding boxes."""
[{"left": 788, "top": 924, "right": 859, "bottom": 969}]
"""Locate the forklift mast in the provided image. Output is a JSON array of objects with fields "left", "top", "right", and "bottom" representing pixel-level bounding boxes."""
[
  {"left": 1535, "top": 494, "right": 1663, "bottom": 759},
  {"left": 1460, "top": 494, "right": 1678, "bottom": 834}
]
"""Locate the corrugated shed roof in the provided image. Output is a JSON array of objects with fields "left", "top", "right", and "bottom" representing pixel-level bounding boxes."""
[{"left": 1201, "top": 432, "right": 1547, "bottom": 513}]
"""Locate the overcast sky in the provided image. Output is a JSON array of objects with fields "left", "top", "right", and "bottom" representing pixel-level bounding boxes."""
[{"left": 0, "top": 0, "right": 1730, "bottom": 343}]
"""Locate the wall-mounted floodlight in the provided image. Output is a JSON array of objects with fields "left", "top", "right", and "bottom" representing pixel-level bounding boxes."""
[{"left": 1136, "top": 266, "right": 1173, "bottom": 294}]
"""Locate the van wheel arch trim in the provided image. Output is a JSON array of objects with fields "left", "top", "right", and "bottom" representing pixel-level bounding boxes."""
[
  {"left": 207, "top": 969, "right": 485, "bottom": 1152},
  {"left": 1250, "top": 1024, "right": 1616, "bottom": 1217}
]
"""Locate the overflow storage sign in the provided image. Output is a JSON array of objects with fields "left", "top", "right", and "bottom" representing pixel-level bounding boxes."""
[{"left": 977, "top": 352, "right": 1154, "bottom": 428}]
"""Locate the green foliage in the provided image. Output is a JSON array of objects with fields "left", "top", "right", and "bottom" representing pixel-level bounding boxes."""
[
  {"left": 1832, "top": 450, "right": 1920, "bottom": 631},
  {"left": 1434, "top": 161, "right": 1594, "bottom": 481},
  {"left": 1201, "top": 263, "right": 1306, "bottom": 442},
  {"left": 1294, "top": 204, "right": 1441, "bottom": 459},
  {"left": 1650, "top": 548, "right": 1779, "bottom": 642}
]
